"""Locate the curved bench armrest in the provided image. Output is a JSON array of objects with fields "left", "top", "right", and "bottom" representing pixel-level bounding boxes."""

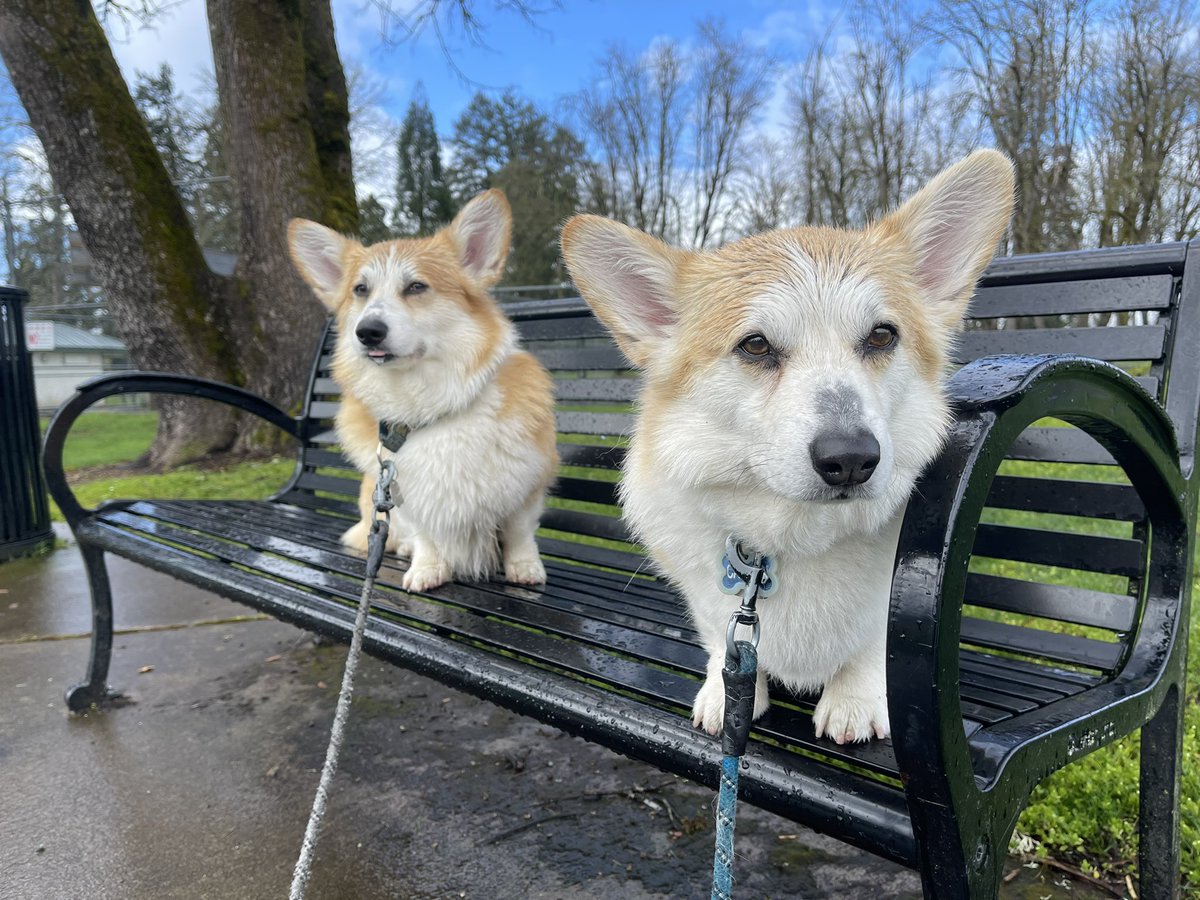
[
  {"left": 42, "top": 371, "right": 303, "bottom": 527},
  {"left": 887, "top": 354, "right": 1187, "bottom": 803}
]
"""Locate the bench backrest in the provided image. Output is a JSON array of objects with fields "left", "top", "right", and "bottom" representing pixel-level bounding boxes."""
[{"left": 279, "top": 241, "right": 1198, "bottom": 698}]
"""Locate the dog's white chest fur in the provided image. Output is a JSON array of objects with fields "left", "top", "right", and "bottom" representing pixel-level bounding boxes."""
[{"left": 625, "top": 459, "right": 902, "bottom": 691}]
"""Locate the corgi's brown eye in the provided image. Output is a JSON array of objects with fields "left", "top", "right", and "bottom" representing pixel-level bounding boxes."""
[
  {"left": 865, "top": 324, "right": 897, "bottom": 353},
  {"left": 403, "top": 281, "right": 428, "bottom": 296},
  {"left": 738, "top": 334, "right": 773, "bottom": 357},
  {"left": 353, "top": 282, "right": 368, "bottom": 298}
]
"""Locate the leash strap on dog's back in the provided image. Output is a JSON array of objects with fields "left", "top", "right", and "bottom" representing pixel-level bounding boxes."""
[
  {"left": 289, "top": 458, "right": 396, "bottom": 900},
  {"left": 712, "top": 536, "right": 767, "bottom": 900}
]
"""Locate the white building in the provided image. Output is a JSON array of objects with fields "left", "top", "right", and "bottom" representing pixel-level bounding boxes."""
[{"left": 26, "top": 321, "right": 128, "bottom": 412}]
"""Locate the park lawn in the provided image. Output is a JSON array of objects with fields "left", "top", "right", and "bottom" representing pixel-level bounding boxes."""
[
  {"left": 51, "top": 414, "right": 1200, "bottom": 887},
  {"left": 43, "top": 410, "right": 295, "bottom": 522},
  {"left": 41, "top": 410, "right": 159, "bottom": 470}
]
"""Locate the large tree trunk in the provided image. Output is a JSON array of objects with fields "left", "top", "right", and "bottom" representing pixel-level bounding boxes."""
[
  {"left": 207, "top": 0, "right": 357, "bottom": 453},
  {"left": 0, "top": 0, "right": 241, "bottom": 467},
  {"left": 0, "top": 0, "right": 358, "bottom": 466}
]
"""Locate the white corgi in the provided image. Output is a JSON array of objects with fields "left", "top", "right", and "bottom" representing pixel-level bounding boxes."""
[
  {"left": 288, "top": 190, "right": 558, "bottom": 591},
  {"left": 561, "top": 151, "right": 1014, "bottom": 742}
]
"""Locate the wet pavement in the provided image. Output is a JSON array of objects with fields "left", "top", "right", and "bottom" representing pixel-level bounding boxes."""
[{"left": 0, "top": 528, "right": 1109, "bottom": 899}]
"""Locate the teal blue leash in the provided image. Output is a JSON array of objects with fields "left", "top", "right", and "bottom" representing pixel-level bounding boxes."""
[{"left": 711, "top": 536, "right": 774, "bottom": 900}]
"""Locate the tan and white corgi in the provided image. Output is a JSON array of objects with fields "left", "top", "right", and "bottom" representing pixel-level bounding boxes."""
[
  {"left": 561, "top": 151, "right": 1014, "bottom": 742},
  {"left": 288, "top": 190, "right": 558, "bottom": 591}
]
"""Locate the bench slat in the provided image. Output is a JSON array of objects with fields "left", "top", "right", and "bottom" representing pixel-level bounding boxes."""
[
  {"left": 558, "top": 442, "right": 625, "bottom": 469},
  {"left": 542, "top": 506, "right": 631, "bottom": 543},
  {"left": 986, "top": 475, "right": 1143, "bottom": 521},
  {"left": 295, "top": 471, "right": 360, "bottom": 498},
  {"left": 556, "top": 411, "right": 633, "bottom": 436},
  {"left": 554, "top": 378, "right": 640, "bottom": 402},
  {"left": 960, "top": 617, "right": 1123, "bottom": 671},
  {"left": 517, "top": 316, "right": 612, "bottom": 341},
  {"left": 1005, "top": 427, "right": 1115, "bottom": 465},
  {"left": 964, "top": 572, "right": 1135, "bottom": 632},
  {"left": 534, "top": 346, "right": 630, "bottom": 371},
  {"left": 966, "top": 274, "right": 1174, "bottom": 319},
  {"left": 954, "top": 325, "right": 1165, "bottom": 363},
  {"left": 550, "top": 476, "right": 619, "bottom": 506},
  {"left": 972, "top": 523, "right": 1143, "bottom": 577},
  {"left": 307, "top": 400, "right": 340, "bottom": 420}
]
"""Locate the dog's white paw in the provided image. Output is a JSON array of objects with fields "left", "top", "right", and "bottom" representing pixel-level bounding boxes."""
[
  {"left": 813, "top": 688, "right": 890, "bottom": 744},
  {"left": 691, "top": 670, "right": 771, "bottom": 735},
  {"left": 402, "top": 561, "right": 451, "bottom": 592},
  {"left": 504, "top": 556, "right": 546, "bottom": 585},
  {"left": 692, "top": 674, "right": 726, "bottom": 735},
  {"left": 341, "top": 520, "right": 370, "bottom": 553}
]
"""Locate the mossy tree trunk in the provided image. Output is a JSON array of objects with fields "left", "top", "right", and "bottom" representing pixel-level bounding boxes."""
[
  {"left": 208, "top": 0, "right": 356, "bottom": 453},
  {"left": 0, "top": 0, "right": 357, "bottom": 466},
  {"left": 0, "top": 0, "right": 241, "bottom": 467}
]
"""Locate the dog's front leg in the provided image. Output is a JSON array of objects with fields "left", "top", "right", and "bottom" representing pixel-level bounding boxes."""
[
  {"left": 500, "top": 491, "right": 547, "bottom": 585},
  {"left": 692, "top": 631, "right": 770, "bottom": 736},
  {"left": 812, "top": 637, "right": 889, "bottom": 744},
  {"left": 402, "top": 532, "right": 452, "bottom": 591}
]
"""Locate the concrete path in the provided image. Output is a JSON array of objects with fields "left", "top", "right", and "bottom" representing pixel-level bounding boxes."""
[{"left": 0, "top": 528, "right": 1103, "bottom": 899}]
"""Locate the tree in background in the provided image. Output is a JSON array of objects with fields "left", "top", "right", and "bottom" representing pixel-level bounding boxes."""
[
  {"left": 133, "top": 65, "right": 238, "bottom": 253},
  {"left": 574, "top": 20, "right": 771, "bottom": 248},
  {"left": 395, "top": 85, "right": 454, "bottom": 235},
  {"left": 573, "top": 41, "right": 685, "bottom": 241},
  {"left": 934, "top": 0, "right": 1094, "bottom": 253},
  {"left": 1088, "top": 0, "right": 1200, "bottom": 246},
  {"left": 0, "top": 0, "right": 357, "bottom": 467},
  {"left": 689, "top": 19, "right": 773, "bottom": 248},
  {"left": 358, "top": 194, "right": 393, "bottom": 244},
  {"left": 788, "top": 6, "right": 956, "bottom": 230},
  {"left": 449, "top": 91, "right": 585, "bottom": 284}
]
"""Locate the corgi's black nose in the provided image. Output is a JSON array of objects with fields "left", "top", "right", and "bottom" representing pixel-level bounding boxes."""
[
  {"left": 810, "top": 430, "right": 880, "bottom": 486},
  {"left": 356, "top": 318, "right": 388, "bottom": 347}
]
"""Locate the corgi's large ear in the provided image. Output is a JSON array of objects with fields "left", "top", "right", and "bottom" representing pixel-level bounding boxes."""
[
  {"left": 560, "top": 215, "right": 686, "bottom": 370},
  {"left": 288, "top": 219, "right": 353, "bottom": 311},
  {"left": 877, "top": 149, "right": 1015, "bottom": 325},
  {"left": 447, "top": 189, "right": 511, "bottom": 286}
]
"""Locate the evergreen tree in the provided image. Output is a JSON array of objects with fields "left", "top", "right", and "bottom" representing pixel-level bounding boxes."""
[
  {"left": 449, "top": 91, "right": 586, "bottom": 285},
  {"left": 395, "top": 85, "right": 453, "bottom": 236},
  {"left": 358, "top": 194, "right": 392, "bottom": 244}
]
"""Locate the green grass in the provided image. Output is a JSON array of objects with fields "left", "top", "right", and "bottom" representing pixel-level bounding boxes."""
[
  {"left": 44, "top": 410, "right": 294, "bottom": 521},
  {"left": 42, "top": 410, "right": 159, "bottom": 469},
  {"left": 50, "top": 410, "right": 1200, "bottom": 886}
]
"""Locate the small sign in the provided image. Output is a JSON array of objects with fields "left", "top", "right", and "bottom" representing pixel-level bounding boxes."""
[{"left": 25, "top": 321, "right": 55, "bottom": 351}]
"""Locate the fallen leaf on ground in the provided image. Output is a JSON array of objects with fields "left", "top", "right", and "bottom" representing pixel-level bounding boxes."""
[
  {"left": 265, "top": 655, "right": 282, "bottom": 662},
  {"left": 316, "top": 681, "right": 327, "bottom": 689},
  {"left": 137, "top": 665, "right": 154, "bottom": 674},
  {"left": 266, "top": 765, "right": 279, "bottom": 777}
]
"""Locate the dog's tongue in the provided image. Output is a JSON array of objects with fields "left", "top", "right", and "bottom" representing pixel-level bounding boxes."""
[{"left": 368, "top": 349, "right": 388, "bottom": 358}]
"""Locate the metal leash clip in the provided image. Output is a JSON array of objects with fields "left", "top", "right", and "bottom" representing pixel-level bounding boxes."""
[
  {"left": 372, "top": 457, "right": 396, "bottom": 519},
  {"left": 720, "top": 535, "right": 772, "bottom": 663}
]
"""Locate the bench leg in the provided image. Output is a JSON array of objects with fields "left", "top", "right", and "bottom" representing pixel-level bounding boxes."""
[
  {"left": 1140, "top": 686, "right": 1183, "bottom": 900},
  {"left": 64, "top": 541, "right": 122, "bottom": 712}
]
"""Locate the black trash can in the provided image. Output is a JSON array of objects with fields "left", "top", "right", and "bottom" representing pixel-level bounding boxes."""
[{"left": 0, "top": 285, "right": 54, "bottom": 561}]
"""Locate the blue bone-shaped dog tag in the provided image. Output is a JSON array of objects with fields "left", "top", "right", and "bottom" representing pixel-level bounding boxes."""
[{"left": 719, "top": 552, "right": 777, "bottom": 597}]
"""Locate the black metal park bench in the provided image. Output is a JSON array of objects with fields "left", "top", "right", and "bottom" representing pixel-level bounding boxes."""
[{"left": 43, "top": 239, "right": 1198, "bottom": 898}]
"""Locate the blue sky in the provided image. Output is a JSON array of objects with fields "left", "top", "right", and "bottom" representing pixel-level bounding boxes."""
[{"left": 94, "top": 0, "right": 823, "bottom": 137}]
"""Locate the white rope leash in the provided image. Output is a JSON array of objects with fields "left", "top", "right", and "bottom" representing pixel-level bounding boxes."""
[
  {"left": 288, "top": 541, "right": 379, "bottom": 900},
  {"left": 289, "top": 452, "right": 396, "bottom": 900}
]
